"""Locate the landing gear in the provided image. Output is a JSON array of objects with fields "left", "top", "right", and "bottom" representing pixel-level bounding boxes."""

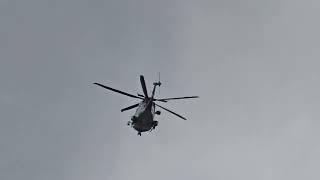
[
  {"left": 149, "top": 121, "right": 158, "bottom": 132},
  {"left": 153, "top": 121, "right": 158, "bottom": 129},
  {"left": 137, "top": 132, "right": 141, "bottom": 136},
  {"left": 128, "top": 116, "right": 138, "bottom": 127}
]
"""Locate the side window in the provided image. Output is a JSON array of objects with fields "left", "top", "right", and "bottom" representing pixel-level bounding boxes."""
[{"left": 135, "top": 103, "right": 145, "bottom": 114}]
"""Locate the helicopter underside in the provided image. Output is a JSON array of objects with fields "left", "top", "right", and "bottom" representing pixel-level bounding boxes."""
[{"left": 131, "top": 110, "right": 155, "bottom": 132}]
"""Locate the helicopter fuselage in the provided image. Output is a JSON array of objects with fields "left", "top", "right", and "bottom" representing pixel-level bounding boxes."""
[{"left": 131, "top": 100, "right": 156, "bottom": 133}]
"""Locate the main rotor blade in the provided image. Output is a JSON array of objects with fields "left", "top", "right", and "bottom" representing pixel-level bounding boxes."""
[
  {"left": 140, "top": 75, "right": 149, "bottom": 98},
  {"left": 121, "top": 103, "right": 139, "bottom": 112},
  {"left": 155, "top": 96, "right": 199, "bottom": 101},
  {"left": 93, "top": 83, "right": 143, "bottom": 100},
  {"left": 155, "top": 103, "right": 187, "bottom": 120}
]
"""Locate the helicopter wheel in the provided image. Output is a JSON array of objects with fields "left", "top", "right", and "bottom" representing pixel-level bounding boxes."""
[{"left": 152, "top": 121, "right": 158, "bottom": 129}]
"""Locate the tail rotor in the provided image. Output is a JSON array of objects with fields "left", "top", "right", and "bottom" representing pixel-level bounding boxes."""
[
  {"left": 154, "top": 72, "right": 161, "bottom": 96},
  {"left": 152, "top": 72, "right": 161, "bottom": 98}
]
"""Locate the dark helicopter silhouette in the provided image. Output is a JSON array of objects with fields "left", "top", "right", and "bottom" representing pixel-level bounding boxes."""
[{"left": 94, "top": 74, "right": 198, "bottom": 136}]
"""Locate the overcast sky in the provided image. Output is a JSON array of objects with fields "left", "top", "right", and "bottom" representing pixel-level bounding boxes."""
[{"left": 1, "top": 0, "right": 320, "bottom": 179}]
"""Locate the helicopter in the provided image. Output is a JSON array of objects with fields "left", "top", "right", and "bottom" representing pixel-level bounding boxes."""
[{"left": 93, "top": 74, "right": 198, "bottom": 136}]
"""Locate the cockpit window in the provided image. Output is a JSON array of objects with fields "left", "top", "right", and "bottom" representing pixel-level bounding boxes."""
[{"left": 135, "top": 102, "right": 146, "bottom": 115}]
